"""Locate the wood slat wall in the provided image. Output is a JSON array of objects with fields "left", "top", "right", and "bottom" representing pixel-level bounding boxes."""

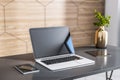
[{"left": 0, "top": 0, "right": 104, "bottom": 57}]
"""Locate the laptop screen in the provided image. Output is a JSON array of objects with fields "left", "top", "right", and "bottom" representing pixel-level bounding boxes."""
[{"left": 30, "top": 27, "right": 75, "bottom": 59}]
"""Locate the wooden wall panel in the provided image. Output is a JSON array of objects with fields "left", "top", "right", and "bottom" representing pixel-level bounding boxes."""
[
  {"left": 0, "top": 6, "right": 4, "bottom": 34},
  {"left": 0, "top": 33, "right": 26, "bottom": 56},
  {"left": 46, "top": 0, "right": 77, "bottom": 28},
  {"left": 0, "top": 0, "right": 104, "bottom": 57}
]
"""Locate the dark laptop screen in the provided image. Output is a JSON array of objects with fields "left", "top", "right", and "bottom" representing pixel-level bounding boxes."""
[{"left": 30, "top": 27, "right": 75, "bottom": 59}]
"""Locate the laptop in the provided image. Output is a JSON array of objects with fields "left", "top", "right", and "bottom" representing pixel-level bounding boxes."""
[{"left": 30, "top": 27, "right": 95, "bottom": 71}]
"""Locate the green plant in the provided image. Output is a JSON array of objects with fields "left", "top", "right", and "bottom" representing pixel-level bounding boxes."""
[{"left": 93, "top": 10, "right": 111, "bottom": 27}]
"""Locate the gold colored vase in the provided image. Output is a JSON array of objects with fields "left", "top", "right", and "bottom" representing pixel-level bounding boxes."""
[{"left": 95, "top": 26, "right": 108, "bottom": 48}]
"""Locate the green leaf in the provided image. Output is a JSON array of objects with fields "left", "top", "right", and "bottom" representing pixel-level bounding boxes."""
[{"left": 93, "top": 9, "right": 111, "bottom": 27}]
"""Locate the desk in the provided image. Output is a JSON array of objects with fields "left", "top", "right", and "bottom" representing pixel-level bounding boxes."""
[{"left": 0, "top": 45, "right": 120, "bottom": 80}]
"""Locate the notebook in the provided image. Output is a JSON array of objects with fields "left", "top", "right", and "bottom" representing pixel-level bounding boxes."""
[{"left": 30, "top": 27, "right": 95, "bottom": 71}]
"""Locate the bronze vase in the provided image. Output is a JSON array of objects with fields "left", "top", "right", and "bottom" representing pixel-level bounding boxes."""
[{"left": 95, "top": 26, "right": 108, "bottom": 48}]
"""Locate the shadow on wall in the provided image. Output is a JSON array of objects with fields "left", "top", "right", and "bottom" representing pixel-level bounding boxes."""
[
  {"left": 64, "top": 0, "right": 78, "bottom": 47},
  {"left": 65, "top": 0, "right": 105, "bottom": 47}
]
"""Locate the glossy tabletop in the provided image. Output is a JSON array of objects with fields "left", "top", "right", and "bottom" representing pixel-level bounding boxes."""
[{"left": 0, "top": 45, "right": 120, "bottom": 80}]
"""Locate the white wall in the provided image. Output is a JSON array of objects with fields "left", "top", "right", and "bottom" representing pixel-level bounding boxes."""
[
  {"left": 105, "top": 0, "right": 120, "bottom": 46},
  {"left": 118, "top": 0, "right": 120, "bottom": 46}
]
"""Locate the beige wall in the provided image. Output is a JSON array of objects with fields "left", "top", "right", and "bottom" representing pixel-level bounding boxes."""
[{"left": 0, "top": 0, "right": 104, "bottom": 57}]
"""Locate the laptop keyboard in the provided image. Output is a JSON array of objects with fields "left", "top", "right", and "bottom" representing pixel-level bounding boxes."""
[{"left": 42, "top": 56, "right": 81, "bottom": 65}]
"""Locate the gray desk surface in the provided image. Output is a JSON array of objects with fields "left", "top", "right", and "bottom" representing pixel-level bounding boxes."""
[{"left": 0, "top": 45, "right": 120, "bottom": 80}]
